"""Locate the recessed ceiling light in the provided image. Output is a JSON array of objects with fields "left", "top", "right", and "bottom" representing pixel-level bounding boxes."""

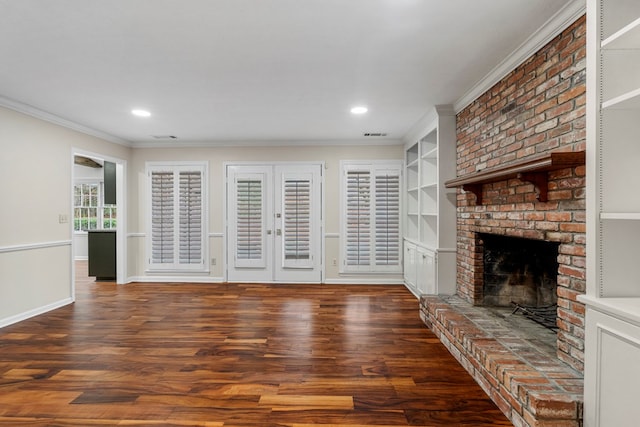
[
  {"left": 350, "top": 106, "right": 368, "bottom": 115},
  {"left": 131, "top": 109, "right": 151, "bottom": 117}
]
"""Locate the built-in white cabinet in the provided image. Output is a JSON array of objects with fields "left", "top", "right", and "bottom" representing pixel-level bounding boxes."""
[
  {"left": 404, "top": 242, "right": 437, "bottom": 295},
  {"left": 582, "top": 302, "right": 640, "bottom": 427},
  {"left": 416, "top": 246, "right": 435, "bottom": 295},
  {"left": 403, "top": 105, "right": 456, "bottom": 296},
  {"left": 581, "top": 1, "right": 640, "bottom": 425},
  {"left": 404, "top": 242, "right": 418, "bottom": 291}
]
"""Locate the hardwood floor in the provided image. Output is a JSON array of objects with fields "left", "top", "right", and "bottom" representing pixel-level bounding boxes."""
[{"left": 0, "top": 262, "right": 511, "bottom": 426}]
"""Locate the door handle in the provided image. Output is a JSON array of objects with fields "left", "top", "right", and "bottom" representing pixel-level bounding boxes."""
[
  {"left": 276, "top": 229, "right": 282, "bottom": 236},
  {"left": 267, "top": 230, "right": 272, "bottom": 235}
]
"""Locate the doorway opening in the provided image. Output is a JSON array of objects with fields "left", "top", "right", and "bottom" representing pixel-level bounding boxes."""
[{"left": 71, "top": 149, "right": 127, "bottom": 294}]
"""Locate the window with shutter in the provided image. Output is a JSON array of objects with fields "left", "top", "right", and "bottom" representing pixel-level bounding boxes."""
[
  {"left": 147, "top": 163, "right": 207, "bottom": 272},
  {"left": 179, "top": 171, "right": 202, "bottom": 264},
  {"left": 345, "top": 171, "right": 371, "bottom": 266},
  {"left": 375, "top": 172, "right": 400, "bottom": 266},
  {"left": 151, "top": 171, "right": 175, "bottom": 265},
  {"left": 341, "top": 162, "right": 402, "bottom": 273}
]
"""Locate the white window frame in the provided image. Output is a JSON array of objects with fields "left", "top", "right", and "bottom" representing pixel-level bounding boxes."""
[
  {"left": 73, "top": 180, "right": 117, "bottom": 232},
  {"left": 146, "top": 161, "right": 208, "bottom": 273},
  {"left": 340, "top": 160, "right": 402, "bottom": 274}
]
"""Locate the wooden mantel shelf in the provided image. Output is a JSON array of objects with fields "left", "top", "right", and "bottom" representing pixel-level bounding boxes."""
[{"left": 444, "top": 150, "right": 585, "bottom": 205}]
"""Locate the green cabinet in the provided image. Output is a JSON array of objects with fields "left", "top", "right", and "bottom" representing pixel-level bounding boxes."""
[{"left": 88, "top": 230, "right": 116, "bottom": 280}]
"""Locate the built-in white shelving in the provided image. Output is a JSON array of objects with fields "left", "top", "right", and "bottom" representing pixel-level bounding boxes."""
[
  {"left": 582, "top": 2, "right": 640, "bottom": 426},
  {"left": 403, "top": 106, "right": 456, "bottom": 297}
]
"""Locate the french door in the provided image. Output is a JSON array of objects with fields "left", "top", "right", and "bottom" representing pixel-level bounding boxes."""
[{"left": 226, "top": 163, "right": 323, "bottom": 283}]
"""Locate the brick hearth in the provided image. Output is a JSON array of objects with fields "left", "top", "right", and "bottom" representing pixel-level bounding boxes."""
[{"left": 420, "top": 295, "right": 583, "bottom": 427}]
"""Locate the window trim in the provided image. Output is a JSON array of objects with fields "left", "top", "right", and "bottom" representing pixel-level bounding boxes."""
[
  {"left": 339, "top": 160, "right": 403, "bottom": 274},
  {"left": 73, "top": 180, "right": 117, "bottom": 233},
  {"left": 145, "top": 161, "right": 209, "bottom": 273}
]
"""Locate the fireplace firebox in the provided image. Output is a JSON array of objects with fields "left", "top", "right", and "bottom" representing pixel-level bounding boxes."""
[{"left": 480, "top": 233, "right": 559, "bottom": 308}]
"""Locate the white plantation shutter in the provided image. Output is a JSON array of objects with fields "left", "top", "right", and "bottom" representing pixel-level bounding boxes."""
[
  {"left": 342, "top": 162, "right": 402, "bottom": 273},
  {"left": 235, "top": 177, "right": 266, "bottom": 267},
  {"left": 151, "top": 171, "right": 175, "bottom": 264},
  {"left": 179, "top": 171, "right": 202, "bottom": 264},
  {"left": 375, "top": 172, "right": 400, "bottom": 266},
  {"left": 345, "top": 171, "right": 371, "bottom": 266},
  {"left": 147, "top": 163, "right": 207, "bottom": 271},
  {"left": 283, "top": 177, "right": 312, "bottom": 267}
]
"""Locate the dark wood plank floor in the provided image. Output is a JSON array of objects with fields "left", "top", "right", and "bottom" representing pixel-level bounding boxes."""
[{"left": 0, "top": 262, "right": 511, "bottom": 426}]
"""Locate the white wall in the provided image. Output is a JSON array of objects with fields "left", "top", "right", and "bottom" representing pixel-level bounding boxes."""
[
  {"left": 0, "top": 106, "right": 130, "bottom": 326},
  {"left": 127, "top": 144, "right": 404, "bottom": 283},
  {"left": 0, "top": 103, "right": 404, "bottom": 326}
]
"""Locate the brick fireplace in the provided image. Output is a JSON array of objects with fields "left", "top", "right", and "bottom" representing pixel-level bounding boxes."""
[
  {"left": 454, "top": 16, "right": 587, "bottom": 373},
  {"left": 420, "top": 15, "right": 586, "bottom": 427}
]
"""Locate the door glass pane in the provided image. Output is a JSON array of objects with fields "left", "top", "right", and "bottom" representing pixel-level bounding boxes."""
[
  {"left": 236, "top": 179, "right": 263, "bottom": 260},
  {"left": 283, "top": 179, "right": 311, "bottom": 260}
]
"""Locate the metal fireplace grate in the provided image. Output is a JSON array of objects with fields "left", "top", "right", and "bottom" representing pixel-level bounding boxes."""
[{"left": 511, "top": 302, "right": 558, "bottom": 332}]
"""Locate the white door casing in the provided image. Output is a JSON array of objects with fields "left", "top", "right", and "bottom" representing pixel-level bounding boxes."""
[{"left": 226, "top": 163, "right": 323, "bottom": 283}]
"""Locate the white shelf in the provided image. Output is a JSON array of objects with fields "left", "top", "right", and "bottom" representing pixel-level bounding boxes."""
[
  {"left": 407, "top": 159, "right": 419, "bottom": 168},
  {"left": 579, "top": 295, "right": 640, "bottom": 327},
  {"left": 600, "top": 212, "right": 640, "bottom": 220},
  {"left": 603, "top": 16, "right": 640, "bottom": 49},
  {"left": 406, "top": 143, "right": 419, "bottom": 165},
  {"left": 603, "top": 87, "right": 640, "bottom": 109},
  {"left": 421, "top": 147, "right": 438, "bottom": 159}
]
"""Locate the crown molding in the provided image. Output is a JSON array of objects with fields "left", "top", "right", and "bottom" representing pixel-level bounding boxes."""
[
  {"left": 453, "top": 0, "right": 586, "bottom": 113},
  {"left": 402, "top": 104, "right": 455, "bottom": 145},
  {"left": 130, "top": 138, "right": 403, "bottom": 149},
  {"left": 0, "top": 95, "right": 132, "bottom": 147}
]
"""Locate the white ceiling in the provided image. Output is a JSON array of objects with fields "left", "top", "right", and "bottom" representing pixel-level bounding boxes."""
[{"left": 0, "top": 0, "right": 583, "bottom": 146}]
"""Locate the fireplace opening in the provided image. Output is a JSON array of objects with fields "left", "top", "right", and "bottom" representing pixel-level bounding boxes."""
[{"left": 480, "top": 233, "right": 559, "bottom": 320}]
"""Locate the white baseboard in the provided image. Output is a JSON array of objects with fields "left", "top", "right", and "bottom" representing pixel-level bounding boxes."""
[
  {"left": 126, "top": 276, "right": 225, "bottom": 284},
  {"left": 0, "top": 297, "right": 74, "bottom": 328},
  {"left": 323, "top": 278, "right": 404, "bottom": 285}
]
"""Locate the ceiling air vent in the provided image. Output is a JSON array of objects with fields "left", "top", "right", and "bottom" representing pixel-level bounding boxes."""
[
  {"left": 151, "top": 135, "right": 178, "bottom": 139},
  {"left": 363, "top": 132, "right": 388, "bottom": 137}
]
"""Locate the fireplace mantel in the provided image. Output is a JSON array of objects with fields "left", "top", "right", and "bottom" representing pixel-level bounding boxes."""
[{"left": 445, "top": 150, "right": 585, "bottom": 204}]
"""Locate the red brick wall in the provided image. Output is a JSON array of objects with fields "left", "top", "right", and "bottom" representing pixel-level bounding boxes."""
[{"left": 454, "top": 16, "right": 586, "bottom": 372}]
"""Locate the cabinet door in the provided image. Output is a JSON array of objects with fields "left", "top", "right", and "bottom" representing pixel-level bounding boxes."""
[
  {"left": 88, "top": 231, "right": 116, "bottom": 280},
  {"left": 584, "top": 308, "right": 640, "bottom": 427},
  {"left": 417, "top": 248, "right": 436, "bottom": 295},
  {"left": 403, "top": 241, "right": 417, "bottom": 291}
]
